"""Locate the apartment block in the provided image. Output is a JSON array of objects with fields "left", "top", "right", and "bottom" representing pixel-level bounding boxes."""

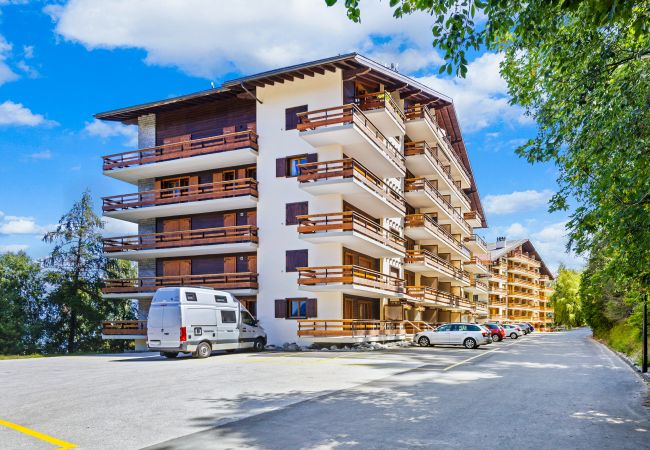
[
  {"left": 98, "top": 53, "right": 489, "bottom": 347},
  {"left": 486, "top": 238, "right": 555, "bottom": 330}
]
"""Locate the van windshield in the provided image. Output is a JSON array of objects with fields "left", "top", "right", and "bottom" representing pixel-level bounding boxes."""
[{"left": 152, "top": 290, "right": 179, "bottom": 303}]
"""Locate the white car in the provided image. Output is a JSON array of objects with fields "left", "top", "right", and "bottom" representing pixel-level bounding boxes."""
[
  {"left": 415, "top": 323, "right": 491, "bottom": 349},
  {"left": 503, "top": 324, "right": 524, "bottom": 339}
]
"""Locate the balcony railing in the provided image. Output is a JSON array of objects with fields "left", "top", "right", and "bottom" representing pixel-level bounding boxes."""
[
  {"left": 405, "top": 177, "right": 471, "bottom": 233},
  {"left": 297, "top": 212, "right": 405, "bottom": 253},
  {"left": 464, "top": 234, "right": 487, "bottom": 250},
  {"left": 298, "top": 158, "right": 406, "bottom": 214},
  {"left": 469, "top": 275, "right": 489, "bottom": 291},
  {"left": 297, "top": 319, "right": 406, "bottom": 338},
  {"left": 102, "top": 178, "right": 258, "bottom": 213},
  {"left": 406, "top": 285, "right": 463, "bottom": 307},
  {"left": 103, "top": 273, "right": 258, "bottom": 294},
  {"left": 508, "top": 250, "right": 541, "bottom": 266},
  {"left": 405, "top": 249, "right": 470, "bottom": 283},
  {"left": 404, "top": 214, "right": 470, "bottom": 258},
  {"left": 463, "top": 211, "right": 484, "bottom": 225},
  {"left": 507, "top": 264, "right": 541, "bottom": 276},
  {"left": 102, "top": 130, "right": 259, "bottom": 171},
  {"left": 297, "top": 265, "right": 404, "bottom": 294},
  {"left": 508, "top": 277, "right": 539, "bottom": 289},
  {"left": 103, "top": 225, "right": 258, "bottom": 253},
  {"left": 296, "top": 104, "right": 405, "bottom": 172},
  {"left": 102, "top": 320, "right": 147, "bottom": 336},
  {"left": 355, "top": 91, "right": 406, "bottom": 123}
]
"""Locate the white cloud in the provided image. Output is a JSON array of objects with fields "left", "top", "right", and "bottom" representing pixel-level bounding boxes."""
[
  {"left": 28, "top": 149, "right": 53, "bottom": 160},
  {"left": 0, "top": 214, "right": 55, "bottom": 235},
  {"left": 0, "top": 100, "right": 56, "bottom": 127},
  {"left": 483, "top": 189, "right": 554, "bottom": 215},
  {"left": 417, "top": 53, "right": 533, "bottom": 133},
  {"left": 47, "top": 0, "right": 442, "bottom": 78},
  {"left": 505, "top": 222, "right": 528, "bottom": 238},
  {"left": 84, "top": 118, "right": 138, "bottom": 147},
  {"left": 102, "top": 217, "right": 137, "bottom": 237},
  {"left": 530, "top": 221, "right": 585, "bottom": 272},
  {"left": 0, "top": 35, "right": 18, "bottom": 85},
  {"left": 0, "top": 244, "right": 28, "bottom": 253}
]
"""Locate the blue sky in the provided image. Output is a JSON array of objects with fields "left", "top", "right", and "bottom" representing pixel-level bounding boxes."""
[{"left": 0, "top": 0, "right": 581, "bottom": 271}]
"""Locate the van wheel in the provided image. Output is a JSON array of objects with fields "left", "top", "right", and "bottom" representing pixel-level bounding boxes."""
[
  {"left": 161, "top": 352, "right": 178, "bottom": 359},
  {"left": 194, "top": 342, "right": 212, "bottom": 359},
  {"left": 253, "top": 338, "right": 266, "bottom": 352}
]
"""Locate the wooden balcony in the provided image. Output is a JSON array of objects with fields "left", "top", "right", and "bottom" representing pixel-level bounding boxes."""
[
  {"left": 102, "top": 131, "right": 259, "bottom": 184},
  {"left": 406, "top": 285, "right": 464, "bottom": 308},
  {"left": 404, "top": 214, "right": 470, "bottom": 260},
  {"left": 508, "top": 250, "right": 542, "bottom": 267},
  {"left": 103, "top": 225, "right": 258, "bottom": 260},
  {"left": 101, "top": 320, "right": 147, "bottom": 339},
  {"left": 297, "top": 265, "right": 404, "bottom": 298},
  {"left": 298, "top": 158, "right": 405, "bottom": 217},
  {"left": 463, "top": 211, "right": 483, "bottom": 228},
  {"left": 507, "top": 264, "right": 541, "bottom": 277},
  {"left": 464, "top": 257, "right": 490, "bottom": 274},
  {"left": 464, "top": 234, "right": 487, "bottom": 254},
  {"left": 404, "top": 104, "right": 471, "bottom": 187},
  {"left": 508, "top": 289, "right": 540, "bottom": 301},
  {"left": 404, "top": 177, "right": 471, "bottom": 235},
  {"left": 296, "top": 104, "right": 405, "bottom": 177},
  {"left": 403, "top": 249, "right": 470, "bottom": 285},
  {"left": 297, "top": 212, "right": 405, "bottom": 258},
  {"left": 508, "top": 277, "right": 540, "bottom": 290},
  {"left": 297, "top": 319, "right": 408, "bottom": 342},
  {"left": 465, "top": 275, "right": 489, "bottom": 294},
  {"left": 102, "top": 273, "right": 258, "bottom": 298},
  {"left": 102, "top": 178, "right": 258, "bottom": 221},
  {"left": 354, "top": 91, "right": 406, "bottom": 136}
]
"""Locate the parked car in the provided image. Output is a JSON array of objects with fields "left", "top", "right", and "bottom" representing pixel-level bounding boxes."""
[
  {"left": 147, "top": 287, "right": 266, "bottom": 359},
  {"left": 415, "top": 323, "right": 491, "bottom": 349},
  {"left": 514, "top": 323, "right": 532, "bottom": 334},
  {"left": 482, "top": 323, "right": 506, "bottom": 342},
  {"left": 503, "top": 324, "right": 524, "bottom": 339},
  {"left": 522, "top": 323, "right": 535, "bottom": 333}
]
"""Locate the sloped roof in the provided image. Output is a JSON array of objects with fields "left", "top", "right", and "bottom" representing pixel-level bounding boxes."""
[{"left": 487, "top": 239, "right": 554, "bottom": 279}]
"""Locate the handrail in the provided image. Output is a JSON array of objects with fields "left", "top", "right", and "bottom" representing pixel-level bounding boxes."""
[
  {"left": 297, "top": 265, "right": 404, "bottom": 293},
  {"left": 406, "top": 285, "right": 463, "bottom": 306},
  {"left": 298, "top": 158, "right": 406, "bottom": 214},
  {"left": 354, "top": 91, "right": 406, "bottom": 122},
  {"left": 404, "top": 214, "right": 469, "bottom": 257},
  {"left": 297, "top": 212, "right": 405, "bottom": 251},
  {"left": 102, "top": 178, "right": 258, "bottom": 212},
  {"left": 464, "top": 234, "right": 487, "bottom": 249},
  {"left": 102, "top": 130, "right": 259, "bottom": 171},
  {"left": 508, "top": 250, "right": 542, "bottom": 265},
  {"left": 103, "top": 225, "right": 258, "bottom": 253},
  {"left": 405, "top": 177, "right": 472, "bottom": 233},
  {"left": 296, "top": 319, "right": 407, "bottom": 337},
  {"left": 405, "top": 249, "right": 470, "bottom": 282},
  {"left": 296, "top": 104, "right": 405, "bottom": 171},
  {"left": 102, "top": 272, "right": 258, "bottom": 293}
]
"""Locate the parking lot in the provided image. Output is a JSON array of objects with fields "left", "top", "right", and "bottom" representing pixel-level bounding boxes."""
[{"left": 1, "top": 328, "right": 648, "bottom": 449}]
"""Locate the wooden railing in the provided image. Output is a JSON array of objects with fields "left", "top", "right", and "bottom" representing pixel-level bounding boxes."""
[
  {"left": 296, "top": 104, "right": 405, "bottom": 172},
  {"left": 297, "top": 212, "right": 405, "bottom": 253},
  {"left": 406, "top": 285, "right": 463, "bottom": 307},
  {"left": 469, "top": 275, "right": 489, "bottom": 291},
  {"left": 297, "top": 265, "right": 404, "bottom": 294},
  {"left": 508, "top": 277, "right": 539, "bottom": 289},
  {"left": 463, "top": 211, "right": 484, "bottom": 224},
  {"left": 404, "top": 214, "right": 470, "bottom": 258},
  {"left": 464, "top": 234, "right": 487, "bottom": 249},
  {"left": 405, "top": 249, "right": 470, "bottom": 283},
  {"left": 467, "top": 256, "right": 489, "bottom": 269},
  {"left": 102, "top": 320, "right": 147, "bottom": 336},
  {"left": 508, "top": 250, "right": 541, "bottom": 266},
  {"left": 490, "top": 271, "right": 508, "bottom": 281},
  {"left": 102, "top": 178, "right": 258, "bottom": 212},
  {"left": 103, "top": 225, "right": 258, "bottom": 253},
  {"left": 297, "top": 319, "right": 407, "bottom": 337},
  {"left": 298, "top": 159, "right": 406, "bottom": 214},
  {"left": 405, "top": 177, "right": 471, "bottom": 233},
  {"left": 355, "top": 91, "right": 406, "bottom": 122},
  {"left": 507, "top": 264, "right": 541, "bottom": 276},
  {"left": 103, "top": 273, "right": 258, "bottom": 294},
  {"left": 508, "top": 289, "right": 539, "bottom": 300},
  {"left": 403, "top": 320, "right": 437, "bottom": 334},
  {"left": 103, "top": 130, "right": 258, "bottom": 171}
]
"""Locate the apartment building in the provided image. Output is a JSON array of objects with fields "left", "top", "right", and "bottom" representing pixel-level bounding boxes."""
[
  {"left": 98, "top": 53, "right": 488, "bottom": 348},
  {"left": 486, "top": 238, "right": 555, "bottom": 330}
]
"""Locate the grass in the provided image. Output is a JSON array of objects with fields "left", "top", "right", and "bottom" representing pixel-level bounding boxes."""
[
  {"left": 598, "top": 320, "right": 649, "bottom": 367},
  {"left": 0, "top": 354, "right": 45, "bottom": 360}
]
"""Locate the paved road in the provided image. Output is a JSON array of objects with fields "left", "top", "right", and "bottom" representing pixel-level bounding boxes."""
[
  {"left": 0, "top": 329, "right": 647, "bottom": 449},
  {"left": 148, "top": 329, "right": 650, "bottom": 450}
]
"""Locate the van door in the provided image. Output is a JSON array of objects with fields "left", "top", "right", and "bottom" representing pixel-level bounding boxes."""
[
  {"left": 161, "top": 305, "right": 182, "bottom": 348},
  {"left": 239, "top": 308, "right": 257, "bottom": 348},
  {"left": 147, "top": 305, "right": 164, "bottom": 348},
  {"left": 216, "top": 308, "right": 240, "bottom": 350}
]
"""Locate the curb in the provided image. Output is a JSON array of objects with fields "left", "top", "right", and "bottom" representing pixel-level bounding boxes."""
[{"left": 593, "top": 337, "right": 650, "bottom": 383}]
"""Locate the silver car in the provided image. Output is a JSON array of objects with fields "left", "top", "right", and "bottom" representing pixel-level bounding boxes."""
[{"left": 415, "top": 323, "right": 492, "bottom": 349}]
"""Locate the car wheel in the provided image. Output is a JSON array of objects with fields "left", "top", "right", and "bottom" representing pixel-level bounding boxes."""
[
  {"left": 161, "top": 351, "right": 178, "bottom": 359},
  {"left": 418, "top": 336, "right": 430, "bottom": 347},
  {"left": 498, "top": 336, "right": 504, "bottom": 342},
  {"left": 194, "top": 342, "right": 212, "bottom": 359},
  {"left": 253, "top": 338, "right": 266, "bottom": 352},
  {"left": 464, "top": 338, "right": 477, "bottom": 349},
  {"left": 510, "top": 333, "right": 518, "bottom": 339}
]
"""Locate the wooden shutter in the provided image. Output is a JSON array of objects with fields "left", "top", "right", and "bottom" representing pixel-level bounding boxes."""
[
  {"left": 223, "top": 125, "right": 236, "bottom": 135},
  {"left": 286, "top": 249, "right": 308, "bottom": 272},
  {"left": 285, "top": 105, "right": 308, "bottom": 130},
  {"left": 247, "top": 255, "right": 257, "bottom": 273},
  {"left": 276, "top": 157, "right": 287, "bottom": 177},
  {"left": 306, "top": 298, "right": 317, "bottom": 318},
  {"left": 275, "top": 299, "right": 287, "bottom": 318},
  {"left": 286, "top": 201, "right": 308, "bottom": 225},
  {"left": 223, "top": 213, "right": 236, "bottom": 228},
  {"left": 307, "top": 153, "right": 318, "bottom": 163},
  {"left": 247, "top": 210, "right": 257, "bottom": 226},
  {"left": 224, "top": 256, "right": 236, "bottom": 273}
]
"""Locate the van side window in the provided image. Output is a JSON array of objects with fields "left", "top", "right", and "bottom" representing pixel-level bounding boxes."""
[
  {"left": 185, "top": 292, "right": 197, "bottom": 302},
  {"left": 241, "top": 311, "right": 255, "bottom": 326},
  {"left": 221, "top": 310, "right": 237, "bottom": 324},
  {"left": 214, "top": 295, "right": 228, "bottom": 303}
]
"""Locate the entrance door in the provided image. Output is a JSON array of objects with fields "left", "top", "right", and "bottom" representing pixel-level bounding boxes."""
[
  {"left": 223, "top": 212, "right": 236, "bottom": 228},
  {"left": 247, "top": 255, "right": 257, "bottom": 273},
  {"left": 162, "top": 218, "right": 190, "bottom": 243},
  {"left": 162, "top": 259, "right": 191, "bottom": 284},
  {"left": 224, "top": 256, "right": 236, "bottom": 274}
]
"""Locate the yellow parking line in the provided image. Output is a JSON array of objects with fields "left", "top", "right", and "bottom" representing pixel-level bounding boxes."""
[
  {"left": 442, "top": 341, "right": 519, "bottom": 372},
  {"left": 0, "top": 419, "right": 77, "bottom": 449}
]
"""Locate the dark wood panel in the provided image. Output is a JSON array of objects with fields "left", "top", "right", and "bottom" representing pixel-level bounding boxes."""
[{"left": 155, "top": 208, "right": 256, "bottom": 232}]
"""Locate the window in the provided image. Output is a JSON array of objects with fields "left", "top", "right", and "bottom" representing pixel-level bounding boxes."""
[
  {"left": 285, "top": 202, "right": 308, "bottom": 226},
  {"left": 288, "top": 298, "right": 307, "bottom": 318},
  {"left": 288, "top": 155, "right": 308, "bottom": 177},
  {"left": 436, "top": 324, "right": 451, "bottom": 332},
  {"left": 285, "top": 105, "right": 308, "bottom": 130},
  {"left": 221, "top": 310, "right": 237, "bottom": 323},
  {"left": 185, "top": 292, "right": 197, "bottom": 302},
  {"left": 241, "top": 311, "right": 256, "bottom": 326},
  {"left": 468, "top": 325, "right": 481, "bottom": 331},
  {"left": 276, "top": 154, "right": 316, "bottom": 177},
  {"left": 162, "top": 177, "right": 189, "bottom": 198},
  {"left": 286, "top": 249, "right": 308, "bottom": 272},
  {"left": 214, "top": 295, "right": 228, "bottom": 303}
]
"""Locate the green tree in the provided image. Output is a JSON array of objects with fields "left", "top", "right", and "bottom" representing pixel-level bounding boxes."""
[
  {"left": 43, "top": 191, "right": 135, "bottom": 353},
  {"left": 0, "top": 251, "right": 52, "bottom": 354},
  {"left": 550, "top": 265, "right": 583, "bottom": 328}
]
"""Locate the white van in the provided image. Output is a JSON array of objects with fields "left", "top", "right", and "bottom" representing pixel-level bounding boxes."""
[{"left": 147, "top": 287, "right": 266, "bottom": 359}]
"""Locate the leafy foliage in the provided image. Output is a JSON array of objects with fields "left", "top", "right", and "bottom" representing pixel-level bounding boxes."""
[{"left": 550, "top": 265, "right": 584, "bottom": 328}]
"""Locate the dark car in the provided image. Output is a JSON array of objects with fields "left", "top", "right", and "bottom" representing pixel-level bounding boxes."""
[{"left": 482, "top": 322, "right": 506, "bottom": 342}]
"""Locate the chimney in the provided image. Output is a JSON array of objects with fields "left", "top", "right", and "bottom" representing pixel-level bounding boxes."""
[{"left": 495, "top": 236, "right": 507, "bottom": 249}]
